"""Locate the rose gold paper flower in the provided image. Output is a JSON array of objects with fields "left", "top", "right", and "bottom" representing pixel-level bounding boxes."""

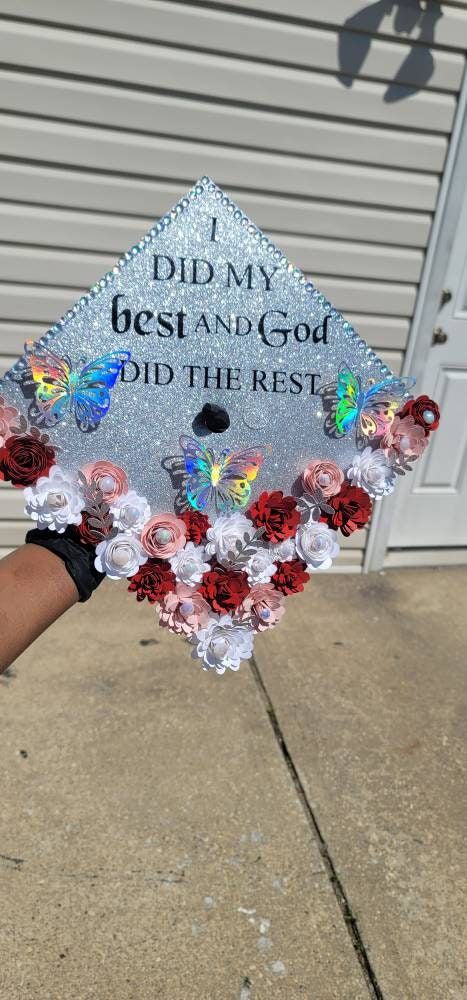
[
  {"left": 158, "top": 584, "right": 211, "bottom": 637},
  {"left": 382, "top": 415, "right": 428, "bottom": 459},
  {"left": 302, "top": 459, "right": 344, "bottom": 498},
  {"left": 0, "top": 400, "right": 20, "bottom": 448},
  {"left": 141, "top": 512, "right": 187, "bottom": 558},
  {"left": 237, "top": 582, "right": 285, "bottom": 632},
  {"left": 81, "top": 459, "right": 128, "bottom": 502}
]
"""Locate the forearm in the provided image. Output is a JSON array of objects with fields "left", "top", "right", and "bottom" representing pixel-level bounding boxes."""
[{"left": 0, "top": 544, "right": 78, "bottom": 672}]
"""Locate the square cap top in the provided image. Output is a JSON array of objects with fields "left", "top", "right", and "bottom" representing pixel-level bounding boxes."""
[{"left": 0, "top": 177, "right": 396, "bottom": 511}]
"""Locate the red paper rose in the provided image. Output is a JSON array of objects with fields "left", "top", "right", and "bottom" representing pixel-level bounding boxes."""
[
  {"left": 248, "top": 490, "right": 300, "bottom": 542},
  {"left": 73, "top": 511, "right": 115, "bottom": 547},
  {"left": 179, "top": 509, "right": 211, "bottom": 544},
  {"left": 128, "top": 559, "right": 176, "bottom": 604},
  {"left": 199, "top": 565, "right": 249, "bottom": 613},
  {"left": 321, "top": 481, "right": 372, "bottom": 537},
  {"left": 398, "top": 395, "right": 440, "bottom": 434},
  {"left": 271, "top": 559, "right": 309, "bottom": 595},
  {"left": 0, "top": 433, "right": 55, "bottom": 487},
  {"left": 74, "top": 511, "right": 99, "bottom": 547}
]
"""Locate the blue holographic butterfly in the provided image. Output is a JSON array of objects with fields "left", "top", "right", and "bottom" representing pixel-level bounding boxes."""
[
  {"left": 15, "top": 341, "right": 131, "bottom": 433},
  {"left": 179, "top": 435, "right": 266, "bottom": 513},
  {"left": 321, "top": 365, "right": 415, "bottom": 443}
]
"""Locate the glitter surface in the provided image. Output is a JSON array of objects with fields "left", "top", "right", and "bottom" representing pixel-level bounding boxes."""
[{"left": 0, "top": 177, "right": 404, "bottom": 512}]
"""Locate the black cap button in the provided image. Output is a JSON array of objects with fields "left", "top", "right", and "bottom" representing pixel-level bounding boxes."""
[{"left": 200, "top": 403, "right": 230, "bottom": 433}]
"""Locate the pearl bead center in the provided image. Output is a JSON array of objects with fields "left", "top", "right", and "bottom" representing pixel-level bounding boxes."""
[
  {"left": 112, "top": 543, "right": 132, "bottom": 567},
  {"left": 211, "top": 636, "right": 230, "bottom": 658},
  {"left": 122, "top": 504, "right": 140, "bottom": 525},
  {"left": 311, "top": 535, "right": 326, "bottom": 553},
  {"left": 99, "top": 474, "right": 116, "bottom": 493},
  {"left": 180, "top": 600, "right": 194, "bottom": 616},
  {"left": 47, "top": 491, "right": 66, "bottom": 510},
  {"left": 155, "top": 527, "right": 172, "bottom": 544}
]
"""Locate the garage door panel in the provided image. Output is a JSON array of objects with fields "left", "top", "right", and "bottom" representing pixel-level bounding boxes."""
[
  {"left": 0, "top": 238, "right": 423, "bottom": 286},
  {"left": 0, "top": 116, "right": 440, "bottom": 212},
  {"left": 0, "top": 70, "right": 448, "bottom": 173},
  {"left": 0, "top": 188, "right": 433, "bottom": 252},
  {"left": 0, "top": 20, "right": 456, "bottom": 133},
  {"left": 196, "top": 0, "right": 467, "bottom": 50}
]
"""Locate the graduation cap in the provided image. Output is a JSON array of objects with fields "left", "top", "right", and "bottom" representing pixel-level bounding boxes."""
[{"left": 0, "top": 177, "right": 440, "bottom": 673}]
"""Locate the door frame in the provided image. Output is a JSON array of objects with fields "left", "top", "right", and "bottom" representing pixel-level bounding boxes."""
[{"left": 364, "top": 62, "right": 467, "bottom": 572}]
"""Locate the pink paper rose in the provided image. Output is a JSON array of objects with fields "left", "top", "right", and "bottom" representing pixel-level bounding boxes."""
[
  {"left": 158, "top": 584, "right": 211, "bottom": 637},
  {"left": 237, "top": 582, "right": 285, "bottom": 632},
  {"left": 382, "top": 415, "right": 428, "bottom": 459},
  {"left": 81, "top": 460, "right": 128, "bottom": 502},
  {"left": 0, "top": 400, "right": 20, "bottom": 448},
  {"left": 303, "top": 459, "right": 344, "bottom": 498},
  {"left": 141, "top": 512, "right": 187, "bottom": 558}
]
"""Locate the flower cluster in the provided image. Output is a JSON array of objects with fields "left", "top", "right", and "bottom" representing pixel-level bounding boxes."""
[
  {"left": 16, "top": 392, "right": 439, "bottom": 676},
  {"left": 123, "top": 485, "right": 336, "bottom": 673}
]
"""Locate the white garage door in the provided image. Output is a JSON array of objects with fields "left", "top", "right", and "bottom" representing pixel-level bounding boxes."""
[{"left": 0, "top": 0, "right": 466, "bottom": 567}]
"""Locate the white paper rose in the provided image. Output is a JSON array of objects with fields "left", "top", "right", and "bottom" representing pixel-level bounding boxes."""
[
  {"left": 347, "top": 446, "right": 396, "bottom": 498},
  {"left": 191, "top": 614, "right": 255, "bottom": 674},
  {"left": 244, "top": 546, "right": 277, "bottom": 585},
  {"left": 95, "top": 533, "right": 148, "bottom": 580},
  {"left": 169, "top": 541, "right": 210, "bottom": 587},
  {"left": 205, "top": 512, "right": 256, "bottom": 567},
  {"left": 268, "top": 537, "right": 296, "bottom": 562},
  {"left": 110, "top": 490, "right": 151, "bottom": 533},
  {"left": 295, "top": 522, "right": 340, "bottom": 571},
  {"left": 24, "top": 465, "right": 85, "bottom": 533}
]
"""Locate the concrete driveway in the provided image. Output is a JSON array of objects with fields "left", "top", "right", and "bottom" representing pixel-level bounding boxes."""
[{"left": 1, "top": 567, "right": 466, "bottom": 999}]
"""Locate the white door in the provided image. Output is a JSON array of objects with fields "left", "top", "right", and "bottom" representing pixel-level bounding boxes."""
[{"left": 389, "top": 188, "right": 467, "bottom": 548}]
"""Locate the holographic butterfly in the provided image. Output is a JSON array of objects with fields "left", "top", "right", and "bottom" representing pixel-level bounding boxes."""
[
  {"left": 320, "top": 365, "right": 415, "bottom": 444},
  {"left": 14, "top": 341, "right": 131, "bottom": 433},
  {"left": 179, "top": 435, "right": 266, "bottom": 513}
]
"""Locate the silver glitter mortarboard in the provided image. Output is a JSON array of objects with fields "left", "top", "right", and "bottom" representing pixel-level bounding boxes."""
[{"left": 0, "top": 176, "right": 403, "bottom": 512}]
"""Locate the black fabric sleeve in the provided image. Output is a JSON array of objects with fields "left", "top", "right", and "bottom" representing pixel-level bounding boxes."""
[{"left": 25, "top": 526, "right": 105, "bottom": 603}]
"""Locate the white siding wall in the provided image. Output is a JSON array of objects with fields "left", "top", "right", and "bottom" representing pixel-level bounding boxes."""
[{"left": 0, "top": 0, "right": 466, "bottom": 565}]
